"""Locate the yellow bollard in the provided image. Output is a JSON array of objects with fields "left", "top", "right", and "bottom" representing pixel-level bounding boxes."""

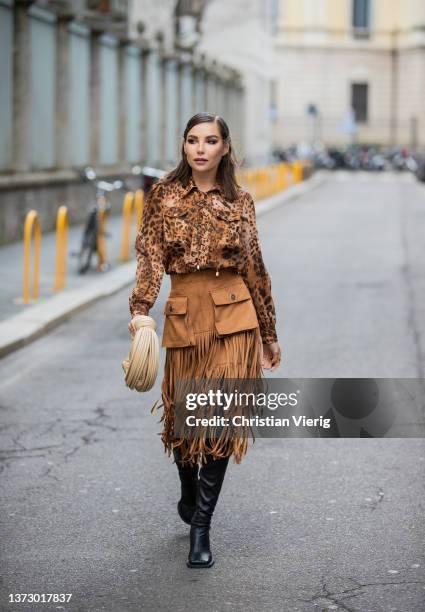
[
  {"left": 275, "top": 164, "right": 279, "bottom": 192},
  {"left": 22, "top": 210, "right": 41, "bottom": 304},
  {"left": 96, "top": 198, "right": 108, "bottom": 271},
  {"left": 246, "top": 170, "right": 254, "bottom": 194},
  {"left": 261, "top": 167, "right": 268, "bottom": 198},
  {"left": 247, "top": 170, "right": 255, "bottom": 200},
  {"left": 263, "top": 167, "right": 268, "bottom": 198},
  {"left": 279, "top": 163, "right": 287, "bottom": 190},
  {"left": 240, "top": 170, "right": 248, "bottom": 191},
  {"left": 285, "top": 162, "right": 294, "bottom": 185},
  {"left": 269, "top": 165, "right": 274, "bottom": 195},
  {"left": 256, "top": 169, "right": 263, "bottom": 199},
  {"left": 119, "top": 191, "right": 135, "bottom": 262},
  {"left": 120, "top": 189, "right": 145, "bottom": 261},
  {"left": 53, "top": 205, "right": 68, "bottom": 292},
  {"left": 241, "top": 161, "right": 301, "bottom": 200},
  {"left": 292, "top": 160, "right": 303, "bottom": 183},
  {"left": 134, "top": 189, "right": 144, "bottom": 230},
  {"left": 277, "top": 163, "right": 282, "bottom": 191}
]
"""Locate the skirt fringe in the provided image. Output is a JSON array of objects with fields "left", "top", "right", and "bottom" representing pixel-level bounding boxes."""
[{"left": 151, "top": 326, "right": 264, "bottom": 466}]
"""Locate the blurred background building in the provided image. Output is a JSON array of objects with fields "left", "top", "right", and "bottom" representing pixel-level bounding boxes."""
[
  {"left": 0, "top": 0, "right": 248, "bottom": 243},
  {"left": 0, "top": 0, "right": 245, "bottom": 173},
  {"left": 274, "top": 0, "right": 425, "bottom": 149},
  {"left": 198, "top": 0, "right": 278, "bottom": 166},
  {"left": 0, "top": 0, "right": 424, "bottom": 245}
]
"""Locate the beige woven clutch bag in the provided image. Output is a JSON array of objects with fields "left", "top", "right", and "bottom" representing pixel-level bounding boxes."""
[{"left": 122, "top": 315, "right": 160, "bottom": 392}]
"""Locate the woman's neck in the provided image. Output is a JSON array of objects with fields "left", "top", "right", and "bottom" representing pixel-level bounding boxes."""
[{"left": 191, "top": 169, "right": 217, "bottom": 192}]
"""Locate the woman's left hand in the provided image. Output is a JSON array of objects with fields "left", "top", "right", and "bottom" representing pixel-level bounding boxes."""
[{"left": 261, "top": 342, "right": 282, "bottom": 372}]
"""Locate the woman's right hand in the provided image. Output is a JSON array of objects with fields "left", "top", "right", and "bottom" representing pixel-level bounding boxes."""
[{"left": 128, "top": 315, "right": 144, "bottom": 339}]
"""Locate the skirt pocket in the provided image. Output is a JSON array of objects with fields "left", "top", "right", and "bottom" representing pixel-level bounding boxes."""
[
  {"left": 162, "top": 296, "right": 193, "bottom": 348},
  {"left": 210, "top": 282, "right": 259, "bottom": 336}
]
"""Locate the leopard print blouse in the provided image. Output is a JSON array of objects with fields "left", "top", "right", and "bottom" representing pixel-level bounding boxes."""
[{"left": 128, "top": 175, "right": 278, "bottom": 344}]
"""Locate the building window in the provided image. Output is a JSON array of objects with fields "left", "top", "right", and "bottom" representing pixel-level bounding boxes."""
[
  {"left": 270, "top": 0, "right": 279, "bottom": 35},
  {"left": 352, "top": 0, "right": 370, "bottom": 38},
  {"left": 351, "top": 83, "right": 368, "bottom": 123}
]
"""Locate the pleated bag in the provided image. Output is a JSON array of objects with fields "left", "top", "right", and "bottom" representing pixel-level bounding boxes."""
[{"left": 122, "top": 315, "right": 160, "bottom": 392}]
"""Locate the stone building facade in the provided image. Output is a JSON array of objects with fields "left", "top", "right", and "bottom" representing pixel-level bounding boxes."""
[
  {"left": 273, "top": 0, "right": 425, "bottom": 149},
  {"left": 197, "top": 0, "right": 279, "bottom": 166},
  {"left": 0, "top": 0, "right": 245, "bottom": 244}
]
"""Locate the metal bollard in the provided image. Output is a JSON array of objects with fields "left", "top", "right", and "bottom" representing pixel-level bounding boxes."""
[
  {"left": 119, "top": 191, "right": 135, "bottom": 262},
  {"left": 96, "top": 196, "right": 108, "bottom": 271},
  {"left": 22, "top": 210, "right": 41, "bottom": 304},
  {"left": 53, "top": 206, "right": 68, "bottom": 292},
  {"left": 292, "top": 160, "right": 303, "bottom": 183},
  {"left": 134, "top": 189, "right": 144, "bottom": 230}
]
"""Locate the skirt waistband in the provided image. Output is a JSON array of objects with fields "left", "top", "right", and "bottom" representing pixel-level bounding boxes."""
[{"left": 170, "top": 267, "right": 240, "bottom": 287}]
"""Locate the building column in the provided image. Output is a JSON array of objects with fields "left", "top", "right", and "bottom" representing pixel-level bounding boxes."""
[
  {"left": 145, "top": 48, "right": 162, "bottom": 165},
  {"left": 193, "top": 66, "right": 207, "bottom": 115},
  {"left": 238, "top": 85, "right": 246, "bottom": 157},
  {"left": 159, "top": 55, "right": 167, "bottom": 166},
  {"left": 178, "top": 61, "right": 192, "bottom": 129},
  {"left": 201, "top": 70, "right": 208, "bottom": 111},
  {"left": 232, "top": 86, "right": 241, "bottom": 148},
  {"left": 55, "top": 16, "right": 70, "bottom": 169},
  {"left": 117, "top": 41, "right": 128, "bottom": 166},
  {"left": 157, "top": 52, "right": 165, "bottom": 166},
  {"left": 191, "top": 66, "right": 197, "bottom": 115},
  {"left": 216, "top": 75, "right": 223, "bottom": 115},
  {"left": 12, "top": 0, "right": 33, "bottom": 172},
  {"left": 206, "top": 72, "right": 218, "bottom": 114},
  {"left": 163, "top": 57, "right": 178, "bottom": 165},
  {"left": 140, "top": 49, "right": 148, "bottom": 164},
  {"left": 89, "top": 31, "right": 101, "bottom": 165},
  {"left": 222, "top": 80, "right": 231, "bottom": 129},
  {"left": 231, "top": 85, "right": 242, "bottom": 154},
  {"left": 176, "top": 60, "right": 183, "bottom": 158}
]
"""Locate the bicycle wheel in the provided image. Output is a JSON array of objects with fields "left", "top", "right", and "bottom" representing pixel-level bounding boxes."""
[
  {"left": 77, "top": 213, "right": 98, "bottom": 274},
  {"left": 77, "top": 244, "right": 94, "bottom": 274}
]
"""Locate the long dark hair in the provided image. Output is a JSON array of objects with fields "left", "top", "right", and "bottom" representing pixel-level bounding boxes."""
[{"left": 162, "top": 112, "right": 241, "bottom": 201}]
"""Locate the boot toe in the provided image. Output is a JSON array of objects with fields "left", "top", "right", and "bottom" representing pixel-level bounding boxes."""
[
  {"left": 187, "top": 526, "right": 214, "bottom": 568},
  {"left": 186, "top": 557, "right": 214, "bottom": 568}
]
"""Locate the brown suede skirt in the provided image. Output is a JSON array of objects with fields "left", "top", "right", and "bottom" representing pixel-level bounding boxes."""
[{"left": 151, "top": 268, "right": 264, "bottom": 466}]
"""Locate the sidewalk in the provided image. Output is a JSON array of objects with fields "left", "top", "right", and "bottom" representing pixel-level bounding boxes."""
[{"left": 0, "top": 172, "right": 325, "bottom": 358}]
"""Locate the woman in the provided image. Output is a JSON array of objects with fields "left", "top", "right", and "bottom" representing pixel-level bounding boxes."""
[{"left": 128, "top": 112, "right": 281, "bottom": 568}]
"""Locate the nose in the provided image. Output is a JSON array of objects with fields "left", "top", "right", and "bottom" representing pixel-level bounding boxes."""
[{"left": 197, "top": 142, "right": 205, "bottom": 154}]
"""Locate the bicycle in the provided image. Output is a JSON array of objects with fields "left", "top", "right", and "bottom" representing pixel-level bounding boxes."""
[{"left": 76, "top": 167, "right": 127, "bottom": 275}]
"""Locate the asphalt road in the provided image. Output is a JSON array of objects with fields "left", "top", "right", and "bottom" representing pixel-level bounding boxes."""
[{"left": 1, "top": 171, "right": 424, "bottom": 612}]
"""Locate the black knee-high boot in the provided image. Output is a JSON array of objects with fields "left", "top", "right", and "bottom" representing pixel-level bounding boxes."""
[
  {"left": 187, "top": 454, "right": 230, "bottom": 569},
  {"left": 173, "top": 447, "right": 199, "bottom": 525}
]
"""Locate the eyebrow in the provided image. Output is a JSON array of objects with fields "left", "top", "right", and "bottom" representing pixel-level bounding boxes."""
[{"left": 187, "top": 134, "right": 219, "bottom": 138}]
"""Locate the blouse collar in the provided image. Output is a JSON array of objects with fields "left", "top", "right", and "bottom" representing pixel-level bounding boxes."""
[{"left": 179, "top": 175, "right": 224, "bottom": 198}]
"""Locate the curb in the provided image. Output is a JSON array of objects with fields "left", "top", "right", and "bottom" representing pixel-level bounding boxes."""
[{"left": 0, "top": 172, "right": 325, "bottom": 359}]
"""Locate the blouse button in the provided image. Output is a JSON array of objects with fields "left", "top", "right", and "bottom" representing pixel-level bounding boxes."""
[{"left": 229, "top": 293, "right": 236, "bottom": 301}]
